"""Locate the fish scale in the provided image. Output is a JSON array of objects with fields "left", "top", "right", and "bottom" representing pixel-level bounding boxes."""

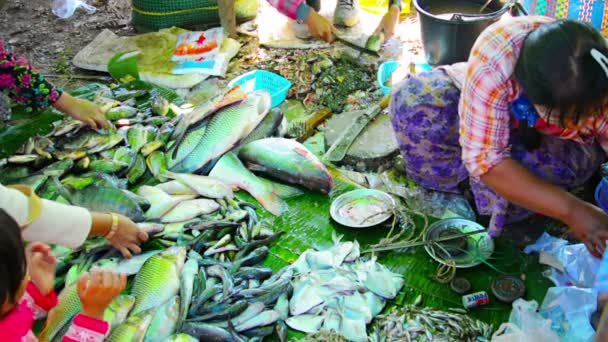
[
  {"left": 39, "top": 284, "right": 81, "bottom": 342},
  {"left": 172, "top": 91, "right": 271, "bottom": 174},
  {"left": 107, "top": 309, "right": 156, "bottom": 342},
  {"left": 131, "top": 248, "right": 186, "bottom": 315}
]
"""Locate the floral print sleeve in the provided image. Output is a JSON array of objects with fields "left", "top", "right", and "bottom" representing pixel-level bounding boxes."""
[{"left": 0, "top": 39, "right": 62, "bottom": 112}]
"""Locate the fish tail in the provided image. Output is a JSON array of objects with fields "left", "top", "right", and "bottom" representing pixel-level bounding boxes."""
[
  {"left": 260, "top": 178, "right": 304, "bottom": 199},
  {"left": 255, "top": 189, "right": 287, "bottom": 216}
]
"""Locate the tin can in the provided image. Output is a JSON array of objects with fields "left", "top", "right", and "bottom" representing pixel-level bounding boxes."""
[{"left": 462, "top": 291, "right": 490, "bottom": 309}]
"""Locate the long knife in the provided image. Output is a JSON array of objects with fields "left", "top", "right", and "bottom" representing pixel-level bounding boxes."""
[
  {"left": 334, "top": 33, "right": 380, "bottom": 57},
  {"left": 323, "top": 94, "right": 391, "bottom": 162}
]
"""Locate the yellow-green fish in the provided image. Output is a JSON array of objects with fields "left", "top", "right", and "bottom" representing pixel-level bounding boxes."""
[
  {"left": 107, "top": 308, "right": 155, "bottom": 342},
  {"left": 39, "top": 284, "right": 81, "bottom": 342},
  {"left": 144, "top": 296, "right": 181, "bottom": 342},
  {"left": 104, "top": 295, "right": 136, "bottom": 331},
  {"left": 131, "top": 247, "right": 186, "bottom": 315},
  {"left": 162, "top": 334, "right": 198, "bottom": 342}
]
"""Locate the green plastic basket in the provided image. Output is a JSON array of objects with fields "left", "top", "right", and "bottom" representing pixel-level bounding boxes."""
[{"left": 132, "top": 0, "right": 257, "bottom": 32}]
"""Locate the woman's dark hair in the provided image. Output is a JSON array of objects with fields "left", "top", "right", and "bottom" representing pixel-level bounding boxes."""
[
  {"left": 515, "top": 19, "right": 608, "bottom": 149},
  {"left": 0, "top": 209, "right": 26, "bottom": 306}
]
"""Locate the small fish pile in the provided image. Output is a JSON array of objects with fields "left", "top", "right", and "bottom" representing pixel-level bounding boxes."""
[
  {"left": 369, "top": 303, "right": 494, "bottom": 342},
  {"left": 285, "top": 234, "right": 404, "bottom": 342}
]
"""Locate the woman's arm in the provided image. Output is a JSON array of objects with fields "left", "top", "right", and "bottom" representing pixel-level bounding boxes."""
[{"left": 482, "top": 159, "right": 608, "bottom": 255}]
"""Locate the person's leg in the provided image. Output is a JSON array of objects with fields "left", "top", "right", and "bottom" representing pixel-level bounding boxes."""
[
  {"left": 334, "top": 0, "right": 360, "bottom": 27},
  {"left": 470, "top": 134, "right": 606, "bottom": 236},
  {"left": 390, "top": 69, "right": 469, "bottom": 194}
]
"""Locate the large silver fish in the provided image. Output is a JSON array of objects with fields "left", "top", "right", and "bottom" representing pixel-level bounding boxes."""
[
  {"left": 238, "top": 137, "right": 333, "bottom": 194},
  {"left": 171, "top": 91, "right": 271, "bottom": 174}
]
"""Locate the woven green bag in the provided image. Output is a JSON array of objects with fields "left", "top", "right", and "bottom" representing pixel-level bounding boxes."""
[{"left": 132, "top": 0, "right": 257, "bottom": 32}]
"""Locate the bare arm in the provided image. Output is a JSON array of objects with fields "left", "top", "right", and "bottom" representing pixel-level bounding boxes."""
[{"left": 482, "top": 159, "right": 608, "bottom": 256}]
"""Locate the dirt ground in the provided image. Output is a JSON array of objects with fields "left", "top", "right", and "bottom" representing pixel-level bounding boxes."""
[{"left": 0, "top": 0, "right": 134, "bottom": 89}]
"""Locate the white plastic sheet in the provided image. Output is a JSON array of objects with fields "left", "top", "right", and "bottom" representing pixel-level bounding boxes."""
[{"left": 52, "top": 0, "right": 96, "bottom": 19}]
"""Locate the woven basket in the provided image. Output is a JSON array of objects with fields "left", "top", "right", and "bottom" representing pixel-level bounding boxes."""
[{"left": 132, "top": 0, "right": 257, "bottom": 32}]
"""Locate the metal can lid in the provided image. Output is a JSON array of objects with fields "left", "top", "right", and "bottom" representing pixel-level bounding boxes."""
[
  {"left": 491, "top": 275, "right": 526, "bottom": 303},
  {"left": 450, "top": 277, "right": 472, "bottom": 295}
]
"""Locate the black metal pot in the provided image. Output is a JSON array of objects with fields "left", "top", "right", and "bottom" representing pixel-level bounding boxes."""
[{"left": 414, "top": 0, "right": 519, "bottom": 66}]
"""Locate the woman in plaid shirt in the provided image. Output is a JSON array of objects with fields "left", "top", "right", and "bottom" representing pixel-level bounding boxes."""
[{"left": 390, "top": 16, "right": 608, "bottom": 256}]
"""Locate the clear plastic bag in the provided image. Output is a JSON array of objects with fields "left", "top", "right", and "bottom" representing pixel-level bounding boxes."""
[
  {"left": 492, "top": 299, "right": 560, "bottom": 342},
  {"left": 52, "top": 0, "right": 96, "bottom": 19},
  {"left": 539, "top": 287, "right": 597, "bottom": 342}
]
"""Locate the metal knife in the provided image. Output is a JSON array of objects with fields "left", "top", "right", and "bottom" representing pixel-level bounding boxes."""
[{"left": 323, "top": 95, "right": 391, "bottom": 162}]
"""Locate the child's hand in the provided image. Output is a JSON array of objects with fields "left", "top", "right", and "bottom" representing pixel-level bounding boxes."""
[
  {"left": 77, "top": 269, "right": 126, "bottom": 320},
  {"left": 26, "top": 242, "right": 57, "bottom": 296}
]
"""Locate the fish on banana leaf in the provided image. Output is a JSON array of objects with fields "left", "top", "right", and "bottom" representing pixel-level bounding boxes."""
[
  {"left": 39, "top": 284, "right": 81, "bottom": 342},
  {"left": 89, "top": 158, "right": 129, "bottom": 173},
  {"left": 131, "top": 247, "right": 186, "bottom": 315},
  {"left": 164, "top": 171, "right": 233, "bottom": 199},
  {"left": 238, "top": 137, "right": 333, "bottom": 194},
  {"left": 162, "top": 334, "right": 198, "bottom": 342},
  {"left": 234, "top": 107, "right": 284, "bottom": 153},
  {"left": 106, "top": 105, "right": 138, "bottom": 120},
  {"left": 107, "top": 308, "right": 156, "bottom": 342},
  {"left": 171, "top": 90, "right": 271, "bottom": 174},
  {"left": 209, "top": 153, "right": 285, "bottom": 216},
  {"left": 144, "top": 295, "right": 181, "bottom": 342},
  {"left": 161, "top": 199, "right": 220, "bottom": 223},
  {"left": 147, "top": 151, "right": 168, "bottom": 182},
  {"left": 179, "top": 258, "right": 198, "bottom": 323},
  {"left": 104, "top": 295, "right": 136, "bottom": 331},
  {"left": 128, "top": 154, "right": 147, "bottom": 184},
  {"left": 155, "top": 180, "right": 197, "bottom": 195}
]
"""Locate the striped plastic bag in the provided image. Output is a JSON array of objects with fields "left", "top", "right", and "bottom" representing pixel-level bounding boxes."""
[{"left": 520, "top": 0, "right": 608, "bottom": 36}]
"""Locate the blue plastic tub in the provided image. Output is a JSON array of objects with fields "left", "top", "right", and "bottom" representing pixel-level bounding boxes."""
[
  {"left": 595, "top": 177, "right": 608, "bottom": 213},
  {"left": 377, "top": 61, "right": 432, "bottom": 95},
  {"left": 228, "top": 70, "right": 292, "bottom": 108}
]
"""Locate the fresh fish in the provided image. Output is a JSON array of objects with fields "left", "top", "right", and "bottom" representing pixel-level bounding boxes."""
[
  {"left": 8, "top": 154, "right": 39, "bottom": 164},
  {"left": 190, "top": 300, "right": 248, "bottom": 322},
  {"left": 260, "top": 177, "right": 305, "bottom": 199},
  {"left": 144, "top": 296, "right": 181, "bottom": 342},
  {"left": 339, "top": 315, "right": 367, "bottom": 342},
  {"left": 162, "top": 334, "right": 198, "bottom": 342},
  {"left": 172, "top": 90, "right": 271, "bottom": 174},
  {"left": 323, "top": 309, "right": 342, "bottom": 332},
  {"left": 106, "top": 105, "right": 138, "bottom": 120},
  {"left": 238, "top": 138, "right": 333, "bottom": 194},
  {"left": 209, "top": 153, "right": 285, "bottom": 216},
  {"left": 147, "top": 151, "right": 168, "bottom": 182},
  {"left": 156, "top": 180, "right": 197, "bottom": 195},
  {"left": 171, "top": 86, "right": 247, "bottom": 153},
  {"left": 39, "top": 160, "right": 74, "bottom": 177},
  {"left": 285, "top": 314, "right": 325, "bottom": 334},
  {"left": 127, "top": 154, "right": 147, "bottom": 184},
  {"left": 53, "top": 119, "right": 85, "bottom": 136},
  {"left": 18, "top": 174, "right": 48, "bottom": 192},
  {"left": 250, "top": 280, "right": 292, "bottom": 306},
  {"left": 289, "top": 281, "right": 324, "bottom": 316},
  {"left": 167, "top": 123, "right": 206, "bottom": 167},
  {"left": 89, "top": 158, "right": 129, "bottom": 173},
  {"left": 113, "top": 88, "right": 148, "bottom": 101},
  {"left": 127, "top": 124, "right": 149, "bottom": 152},
  {"left": 142, "top": 140, "right": 164, "bottom": 156},
  {"left": 33, "top": 136, "right": 56, "bottom": 159},
  {"left": 180, "top": 259, "right": 198, "bottom": 323},
  {"left": 365, "top": 32, "right": 384, "bottom": 52},
  {"left": 104, "top": 295, "right": 136, "bottom": 331},
  {"left": 189, "top": 285, "right": 222, "bottom": 317},
  {"left": 235, "top": 107, "right": 285, "bottom": 153},
  {"left": 231, "top": 246, "right": 269, "bottom": 272},
  {"left": 234, "top": 310, "right": 281, "bottom": 332},
  {"left": 230, "top": 302, "right": 265, "bottom": 327},
  {"left": 53, "top": 150, "right": 87, "bottom": 161},
  {"left": 0, "top": 165, "right": 30, "bottom": 182},
  {"left": 107, "top": 309, "right": 156, "bottom": 342},
  {"left": 161, "top": 199, "right": 219, "bottom": 223},
  {"left": 87, "top": 131, "right": 124, "bottom": 154},
  {"left": 157, "top": 122, "right": 175, "bottom": 145},
  {"left": 241, "top": 325, "right": 274, "bottom": 338},
  {"left": 234, "top": 233, "right": 284, "bottom": 261},
  {"left": 181, "top": 323, "right": 233, "bottom": 341},
  {"left": 131, "top": 247, "right": 186, "bottom": 315},
  {"left": 39, "top": 284, "right": 81, "bottom": 342},
  {"left": 152, "top": 96, "right": 170, "bottom": 116},
  {"left": 60, "top": 175, "right": 95, "bottom": 190},
  {"left": 273, "top": 293, "right": 289, "bottom": 320},
  {"left": 75, "top": 156, "right": 91, "bottom": 170},
  {"left": 207, "top": 265, "right": 233, "bottom": 298},
  {"left": 113, "top": 146, "right": 137, "bottom": 170},
  {"left": 362, "top": 261, "right": 404, "bottom": 299},
  {"left": 57, "top": 181, "right": 145, "bottom": 222},
  {"left": 164, "top": 171, "right": 233, "bottom": 199},
  {"left": 137, "top": 185, "right": 180, "bottom": 220},
  {"left": 363, "top": 291, "right": 385, "bottom": 317},
  {"left": 99, "top": 250, "right": 163, "bottom": 275},
  {"left": 234, "top": 267, "right": 273, "bottom": 281},
  {"left": 138, "top": 222, "right": 165, "bottom": 236},
  {"left": 274, "top": 321, "right": 288, "bottom": 342}
]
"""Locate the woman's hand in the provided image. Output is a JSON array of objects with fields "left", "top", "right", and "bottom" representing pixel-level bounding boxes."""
[
  {"left": 53, "top": 93, "right": 109, "bottom": 130},
  {"left": 90, "top": 212, "right": 149, "bottom": 259},
  {"left": 374, "top": 5, "right": 400, "bottom": 39},
  {"left": 77, "top": 269, "right": 126, "bottom": 320},
  {"left": 566, "top": 201, "right": 608, "bottom": 257},
  {"left": 26, "top": 242, "right": 57, "bottom": 295},
  {"left": 307, "top": 11, "right": 336, "bottom": 43}
]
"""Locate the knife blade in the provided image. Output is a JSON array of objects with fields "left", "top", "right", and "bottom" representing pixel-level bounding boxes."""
[
  {"left": 323, "top": 95, "right": 391, "bottom": 162},
  {"left": 334, "top": 33, "right": 380, "bottom": 57}
]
